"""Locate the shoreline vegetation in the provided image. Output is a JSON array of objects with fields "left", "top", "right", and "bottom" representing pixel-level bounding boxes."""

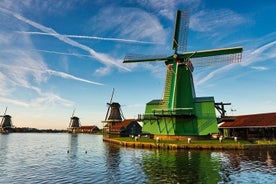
[
  {"left": 2, "top": 128, "right": 66, "bottom": 133},
  {"left": 2, "top": 128, "right": 103, "bottom": 133},
  {"left": 103, "top": 137, "right": 276, "bottom": 150}
]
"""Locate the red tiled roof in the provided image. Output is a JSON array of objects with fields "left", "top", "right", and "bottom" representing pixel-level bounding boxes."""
[
  {"left": 219, "top": 112, "right": 276, "bottom": 128},
  {"left": 110, "top": 119, "right": 136, "bottom": 131}
]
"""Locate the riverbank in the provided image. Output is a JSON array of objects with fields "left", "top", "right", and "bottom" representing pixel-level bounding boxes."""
[{"left": 103, "top": 137, "right": 276, "bottom": 150}]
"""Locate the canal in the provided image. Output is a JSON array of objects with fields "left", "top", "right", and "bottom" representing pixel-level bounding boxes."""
[{"left": 0, "top": 133, "right": 275, "bottom": 183}]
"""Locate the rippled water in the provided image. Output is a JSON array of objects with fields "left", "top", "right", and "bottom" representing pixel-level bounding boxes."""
[{"left": 0, "top": 133, "right": 275, "bottom": 184}]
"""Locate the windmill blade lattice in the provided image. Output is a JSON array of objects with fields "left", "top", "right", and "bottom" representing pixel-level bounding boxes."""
[
  {"left": 172, "top": 10, "right": 190, "bottom": 53},
  {"left": 124, "top": 54, "right": 167, "bottom": 63},
  {"left": 191, "top": 51, "right": 242, "bottom": 67}
]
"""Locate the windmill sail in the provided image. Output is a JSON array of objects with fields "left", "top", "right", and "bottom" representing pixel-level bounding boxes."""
[
  {"left": 191, "top": 51, "right": 242, "bottom": 67},
  {"left": 183, "top": 47, "right": 243, "bottom": 58},
  {"left": 123, "top": 54, "right": 167, "bottom": 63},
  {"left": 172, "top": 10, "right": 190, "bottom": 53},
  {"left": 177, "top": 47, "right": 243, "bottom": 67},
  {"left": 0, "top": 107, "right": 8, "bottom": 127},
  {"left": 105, "top": 88, "right": 115, "bottom": 121}
]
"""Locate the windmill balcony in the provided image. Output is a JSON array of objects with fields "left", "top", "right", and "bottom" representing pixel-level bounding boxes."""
[
  {"left": 138, "top": 108, "right": 195, "bottom": 120},
  {"left": 138, "top": 114, "right": 159, "bottom": 121}
]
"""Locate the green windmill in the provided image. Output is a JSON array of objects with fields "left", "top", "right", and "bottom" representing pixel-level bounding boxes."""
[{"left": 123, "top": 10, "right": 242, "bottom": 137}]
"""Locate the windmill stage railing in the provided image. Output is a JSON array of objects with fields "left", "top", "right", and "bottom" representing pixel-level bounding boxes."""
[{"left": 138, "top": 108, "right": 195, "bottom": 120}]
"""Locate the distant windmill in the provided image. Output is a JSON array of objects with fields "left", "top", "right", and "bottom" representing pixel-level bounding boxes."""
[
  {"left": 103, "top": 88, "right": 125, "bottom": 134},
  {"left": 68, "top": 109, "right": 80, "bottom": 133},
  {"left": 105, "top": 88, "right": 125, "bottom": 122},
  {"left": 123, "top": 10, "right": 242, "bottom": 136},
  {"left": 0, "top": 107, "right": 14, "bottom": 133},
  {"left": 106, "top": 102, "right": 125, "bottom": 122},
  {"left": 105, "top": 88, "right": 115, "bottom": 121}
]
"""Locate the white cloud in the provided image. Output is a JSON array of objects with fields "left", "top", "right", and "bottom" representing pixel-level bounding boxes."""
[
  {"left": 190, "top": 9, "right": 248, "bottom": 32},
  {"left": 137, "top": 0, "right": 177, "bottom": 20},
  {"left": 136, "top": 0, "right": 201, "bottom": 20},
  {"left": 0, "top": 97, "right": 29, "bottom": 107},
  {"left": 30, "top": 92, "right": 74, "bottom": 109},
  {"left": 250, "top": 66, "right": 268, "bottom": 71},
  {"left": 94, "top": 66, "right": 112, "bottom": 76},
  {"left": 0, "top": 41, "right": 48, "bottom": 96},
  {"left": 89, "top": 7, "right": 167, "bottom": 43},
  {"left": 0, "top": 92, "right": 74, "bottom": 109},
  {"left": 0, "top": 0, "right": 82, "bottom": 16}
]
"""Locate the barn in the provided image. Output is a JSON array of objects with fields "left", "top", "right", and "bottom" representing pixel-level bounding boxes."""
[
  {"left": 219, "top": 112, "right": 276, "bottom": 140},
  {"left": 109, "top": 119, "right": 142, "bottom": 137}
]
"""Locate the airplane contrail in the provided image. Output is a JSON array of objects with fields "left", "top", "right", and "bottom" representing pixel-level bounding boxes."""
[
  {"left": 30, "top": 49, "right": 94, "bottom": 58},
  {"left": 17, "top": 31, "right": 161, "bottom": 44},
  {"left": 46, "top": 69, "right": 104, "bottom": 86},
  {"left": 0, "top": 7, "right": 130, "bottom": 71},
  {"left": 0, "top": 63, "right": 104, "bottom": 86}
]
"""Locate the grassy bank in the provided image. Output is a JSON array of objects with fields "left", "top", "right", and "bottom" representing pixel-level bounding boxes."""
[{"left": 103, "top": 137, "right": 276, "bottom": 150}]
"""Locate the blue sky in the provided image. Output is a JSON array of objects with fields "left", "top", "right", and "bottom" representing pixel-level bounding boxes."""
[{"left": 0, "top": 0, "right": 275, "bottom": 129}]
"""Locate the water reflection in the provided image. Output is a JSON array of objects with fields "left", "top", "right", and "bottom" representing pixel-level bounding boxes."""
[
  {"left": 0, "top": 134, "right": 9, "bottom": 172},
  {"left": 105, "top": 144, "right": 120, "bottom": 170},
  {"left": 139, "top": 148, "right": 276, "bottom": 183},
  {"left": 141, "top": 150, "right": 221, "bottom": 183},
  {"left": 104, "top": 143, "right": 121, "bottom": 183},
  {"left": 67, "top": 134, "right": 79, "bottom": 159},
  {"left": 266, "top": 151, "right": 273, "bottom": 168},
  {"left": 218, "top": 149, "right": 276, "bottom": 183}
]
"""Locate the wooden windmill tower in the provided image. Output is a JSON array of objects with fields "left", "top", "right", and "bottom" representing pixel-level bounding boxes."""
[
  {"left": 0, "top": 107, "right": 14, "bottom": 133},
  {"left": 67, "top": 109, "right": 81, "bottom": 133},
  {"left": 103, "top": 88, "right": 125, "bottom": 134},
  {"left": 123, "top": 10, "right": 242, "bottom": 137}
]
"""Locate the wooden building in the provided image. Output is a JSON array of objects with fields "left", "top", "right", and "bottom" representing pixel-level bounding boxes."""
[
  {"left": 109, "top": 119, "right": 142, "bottom": 137},
  {"left": 77, "top": 125, "right": 100, "bottom": 133},
  {"left": 219, "top": 112, "right": 276, "bottom": 139}
]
